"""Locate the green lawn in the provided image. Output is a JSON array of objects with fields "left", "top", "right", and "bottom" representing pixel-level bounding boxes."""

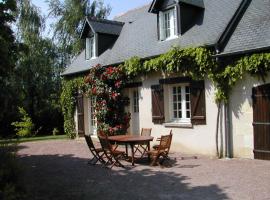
[{"left": 0, "top": 135, "right": 68, "bottom": 144}]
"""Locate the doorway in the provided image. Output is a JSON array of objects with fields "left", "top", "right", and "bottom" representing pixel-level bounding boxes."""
[{"left": 252, "top": 83, "right": 270, "bottom": 160}]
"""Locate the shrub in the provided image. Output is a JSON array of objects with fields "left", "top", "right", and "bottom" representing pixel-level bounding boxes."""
[
  {"left": 11, "top": 107, "right": 34, "bottom": 137},
  {"left": 52, "top": 128, "right": 60, "bottom": 136},
  {"left": 0, "top": 143, "right": 27, "bottom": 200}
]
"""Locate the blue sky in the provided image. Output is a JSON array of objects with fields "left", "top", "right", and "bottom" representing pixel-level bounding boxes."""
[
  {"left": 32, "top": 0, "right": 151, "bottom": 19},
  {"left": 31, "top": 0, "right": 151, "bottom": 37}
]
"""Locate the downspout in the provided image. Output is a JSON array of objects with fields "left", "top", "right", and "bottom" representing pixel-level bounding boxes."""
[
  {"left": 215, "top": 50, "right": 222, "bottom": 158},
  {"left": 225, "top": 102, "right": 232, "bottom": 158},
  {"left": 215, "top": 48, "right": 231, "bottom": 159}
]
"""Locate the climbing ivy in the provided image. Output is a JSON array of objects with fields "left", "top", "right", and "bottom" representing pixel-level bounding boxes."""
[
  {"left": 60, "top": 77, "right": 84, "bottom": 138},
  {"left": 122, "top": 47, "right": 216, "bottom": 80},
  {"left": 214, "top": 53, "right": 270, "bottom": 102},
  {"left": 60, "top": 46, "right": 270, "bottom": 138},
  {"left": 122, "top": 47, "right": 270, "bottom": 103}
]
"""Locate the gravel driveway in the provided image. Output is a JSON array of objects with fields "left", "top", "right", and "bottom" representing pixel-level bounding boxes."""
[{"left": 17, "top": 139, "right": 270, "bottom": 200}]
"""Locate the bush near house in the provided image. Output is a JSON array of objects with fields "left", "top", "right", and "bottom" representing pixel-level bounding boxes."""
[{"left": 11, "top": 107, "right": 35, "bottom": 138}]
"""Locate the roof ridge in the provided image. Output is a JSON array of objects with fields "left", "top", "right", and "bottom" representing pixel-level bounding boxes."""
[
  {"left": 114, "top": 3, "right": 151, "bottom": 19},
  {"left": 87, "top": 17, "right": 124, "bottom": 26}
]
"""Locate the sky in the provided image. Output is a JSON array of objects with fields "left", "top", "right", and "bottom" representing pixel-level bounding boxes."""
[{"left": 31, "top": 0, "right": 151, "bottom": 37}]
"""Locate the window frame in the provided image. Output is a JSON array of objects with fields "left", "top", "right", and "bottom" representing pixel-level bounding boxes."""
[
  {"left": 133, "top": 89, "right": 139, "bottom": 113},
  {"left": 169, "top": 83, "right": 191, "bottom": 124},
  {"left": 85, "top": 36, "right": 96, "bottom": 60},
  {"left": 89, "top": 96, "right": 97, "bottom": 135},
  {"left": 159, "top": 6, "right": 177, "bottom": 41}
]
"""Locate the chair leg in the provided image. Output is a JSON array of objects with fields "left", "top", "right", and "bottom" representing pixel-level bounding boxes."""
[{"left": 150, "top": 155, "right": 159, "bottom": 166}]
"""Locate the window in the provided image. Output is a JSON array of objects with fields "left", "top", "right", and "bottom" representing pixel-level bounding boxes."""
[
  {"left": 86, "top": 37, "right": 95, "bottom": 59},
  {"left": 133, "top": 89, "right": 139, "bottom": 113},
  {"left": 170, "top": 84, "right": 191, "bottom": 123},
  {"left": 159, "top": 7, "right": 177, "bottom": 40}
]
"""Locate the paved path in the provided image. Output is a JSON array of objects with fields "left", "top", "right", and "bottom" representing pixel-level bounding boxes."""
[{"left": 18, "top": 140, "right": 270, "bottom": 200}]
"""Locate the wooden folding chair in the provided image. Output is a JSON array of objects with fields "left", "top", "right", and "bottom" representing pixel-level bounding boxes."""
[
  {"left": 153, "top": 130, "right": 172, "bottom": 151},
  {"left": 147, "top": 131, "right": 173, "bottom": 166},
  {"left": 98, "top": 133, "right": 126, "bottom": 169},
  {"left": 84, "top": 135, "right": 106, "bottom": 166},
  {"left": 134, "top": 128, "right": 152, "bottom": 158}
]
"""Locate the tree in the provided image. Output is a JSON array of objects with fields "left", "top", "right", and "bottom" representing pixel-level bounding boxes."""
[
  {"left": 15, "top": 0, "right": 63, "bottom": 134},
  {"left": 0, "top": 0, "right": 19, "bottom": 136},
  {"left": 47, "top": 0, "right": 111, "bottom": 68}
]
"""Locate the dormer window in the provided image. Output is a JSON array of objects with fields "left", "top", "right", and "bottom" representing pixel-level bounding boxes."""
[
  {"left": 159, "top": 7, "right": 177, "bottom": 41},
  {"left": 86, "top": 36, "right": 95, "bottom": 60}
]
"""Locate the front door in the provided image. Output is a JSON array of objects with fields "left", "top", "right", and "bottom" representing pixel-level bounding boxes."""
[
  {"left": 130, "top": 88, "right": 140, "bottom": 135},
  {"left": 252, "top": 83, "right": 270, "bottom": 160},
  {"left": 89, "top": 96, "right": 97, "bottom": 136}
]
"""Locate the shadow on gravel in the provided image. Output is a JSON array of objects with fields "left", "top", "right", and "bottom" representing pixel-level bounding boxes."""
[{"left": 18, "top": 154, "right": 229, "bottom": 200}]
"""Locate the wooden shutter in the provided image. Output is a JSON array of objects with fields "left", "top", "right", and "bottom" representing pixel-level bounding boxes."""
[
  {"left": 77, "top": 94, "right": 85, "bottom": 136},
  {"left": 190, "top": 80, "right": 206, "bottom": 125},
  {"left": 151, "top": 85, "right": 165, "bottom": 124}
]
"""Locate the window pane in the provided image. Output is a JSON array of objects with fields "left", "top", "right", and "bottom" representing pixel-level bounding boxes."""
[
  {"left": 186, "top": 111, "right": 190, "bottom": 118},
  {"left": 178, "top": 103, "right": 182, "bottom": 109},
  {"left": 178, "top": 95, "right": 181, "bottom": 101},
  {"left": 186, "top": 102, "right": 190, "bottom": 109},
  {"left": 178, "top": 111, "right": 182, "bottom": 118},
  {"left": 186, "top": 94, "right": 190, "bottom": 101},
  {"left": 174, "top": 111, "right": 177, "bottom": 118},
  {"left": 186, "top": 86, "right": 190, "bottom": 93},
  {"left": 133, "top": 90, "right": 139, "bottom": 113},
  {"left": 173, "top": 87, "right": 176, "bottom": 94},
  {"left": 173, "top": 103, "right": 177, "bottom": 110},
  {"left": 177, "top": 86, "right": 181, "bottom": 93},
  {"left": 86, "top": 38, "right": 90, "bottom": 59}
]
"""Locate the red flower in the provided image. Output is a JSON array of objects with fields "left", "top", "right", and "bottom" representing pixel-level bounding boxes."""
[
  {"left": 101, "top": 74, "right": 107, "bottom": 81},
  {"left": 111, "top": 92, "right": 118, "bottom": 100},
  {"left": 115, "top": 80, "right": 122, "bottom": 88},
  {"left": 92, "top": 87, "right": 97, "bottom": 95}
]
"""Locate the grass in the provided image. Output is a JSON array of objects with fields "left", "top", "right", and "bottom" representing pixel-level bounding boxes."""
[{"left": 0, "top": 135, "right": 68, "bottom": 144}]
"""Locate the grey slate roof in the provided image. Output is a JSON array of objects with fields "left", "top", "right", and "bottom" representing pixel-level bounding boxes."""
[
  {"left": 221, "top": 0, "right": 270, "bottom": 55},
  {"left": 86, "top": 18, "right": 124, "bottom": 35},
  {"left": 63, "top": 0, "right": 242, "bottom": 76},
  {"left": 180, "top": 0, "right": 205, "bottom": 8}
]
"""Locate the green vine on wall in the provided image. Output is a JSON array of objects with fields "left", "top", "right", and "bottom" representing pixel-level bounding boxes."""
[
  {"left": 60, "top": 77, "right": 84, "bottom": 138},
  {"left": 122, "top": 47, "right": 216, "bottom": 80},
  {"left": 214, "top": 53, "right": 270, "bottom": 102},
  {"left": 60, "top": 46, "right": 270, "bottom": 138}
]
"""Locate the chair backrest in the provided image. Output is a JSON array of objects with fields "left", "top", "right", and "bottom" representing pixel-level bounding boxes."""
[
  {"left": 141, "top": 128, "right": 152, "bottom": 137},
  {"left": 158, "top": 130, "right": 173, "bottom": 152},
  {"left": 98, "top": 133, "right": 112, "bottom": 152},
  {"left": 158, "top": 135, "right": 171, "bottom": 151},
  {"left": 84, "top": 135, "right": 95, "bottom": 150},
  {"left": 167, "top": 130, "right": 173, "bottom": 153}
]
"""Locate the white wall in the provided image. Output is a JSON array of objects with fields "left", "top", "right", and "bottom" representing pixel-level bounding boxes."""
[
  {"left": 138, "top": 72, "right": 220, "bottom": 156},
  {"left": 229, "top": 73, "right": 270, "bottom": 158}
]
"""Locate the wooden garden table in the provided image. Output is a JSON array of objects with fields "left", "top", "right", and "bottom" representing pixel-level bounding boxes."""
[{"left": 108, "top": 135, "right": 154, "bottom": 166}]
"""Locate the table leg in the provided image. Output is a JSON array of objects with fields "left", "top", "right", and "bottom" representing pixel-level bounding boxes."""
[
  {"left": 125, "top": 144, "right": 128, "bottom": 157},
  {"left": 147, "top": 141, "right": 150, "bottom": 161},
  {"left": 130, "top": 144, "right": 135, "bottom": 166}
]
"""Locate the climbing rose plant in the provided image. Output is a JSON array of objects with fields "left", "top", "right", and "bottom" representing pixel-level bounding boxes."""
[{"left": 84, "top": 64, "right": 130, "bottom": 136}]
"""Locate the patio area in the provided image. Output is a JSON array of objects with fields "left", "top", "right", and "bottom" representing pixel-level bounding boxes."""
[{"left": 17, "top": 139, "right": 270, "bottom": 200}]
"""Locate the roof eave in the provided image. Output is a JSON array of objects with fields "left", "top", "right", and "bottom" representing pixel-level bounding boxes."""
[{"left": 215, "top": 46, "right": 270, "bottom": 58}]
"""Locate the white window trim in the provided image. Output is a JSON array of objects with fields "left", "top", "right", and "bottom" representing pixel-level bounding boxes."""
[
  {"left": 133, "top": 89, "right": 139, "bottom": 113},
  {"left": 159, "top": 6, "right": 178, "bottom": 41},
  {"left": 88, "top": 97, "right": 97, "bottom": 136},
  {"left": 86, "top": 35, "right": 97, "bottom": 60},
  {"left": 167, "top": 83, "right": 191, "bottom": 125}
]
